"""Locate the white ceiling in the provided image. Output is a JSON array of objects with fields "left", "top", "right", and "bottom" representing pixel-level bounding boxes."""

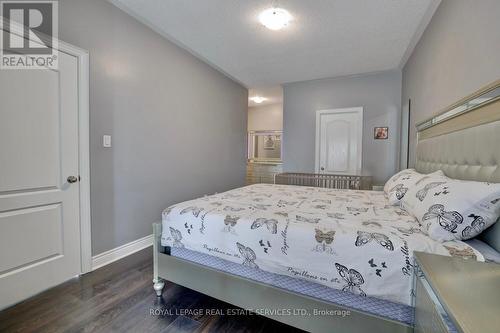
[{"left": 110, "top": 0, "right": 439, "bottom": 88}]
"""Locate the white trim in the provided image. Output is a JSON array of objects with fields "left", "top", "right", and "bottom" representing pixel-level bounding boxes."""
[
  {"left": 92, "top": 235, "right": 154, "bottom": 271},
  {"left": 76, "top": 50, "right": 91, "bottom": 274},
  {"left": 1, "top": 18, "right": 92, "bottom": 274},
  {"left": 315, "top": 107, "right": 364, "bottom": 175},
  {"left": 57, "top": 42, "right": 92, "bottom": 274}
]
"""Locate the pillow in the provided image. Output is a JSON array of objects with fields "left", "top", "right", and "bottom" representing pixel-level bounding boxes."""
[
  {"left": 401, "top": 174, "right": 500, "bottom": 241},
  {"left": 383, "top": 169, "right": 417, "bottom": 195},
  {"left": 384, "top": 169, "right": 444, "bottom": 205}
]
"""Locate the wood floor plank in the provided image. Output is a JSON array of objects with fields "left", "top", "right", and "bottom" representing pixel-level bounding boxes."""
[
  {"left": 162, "top": 316, "right": 201, "bottom": 333},
  {"left": 0, "top": 247, "right": 303, "bottom": 333}
]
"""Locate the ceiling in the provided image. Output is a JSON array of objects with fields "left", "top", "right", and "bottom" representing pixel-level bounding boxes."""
[{"left": 110, "top": 0, "right": 439, "bottom": 88}]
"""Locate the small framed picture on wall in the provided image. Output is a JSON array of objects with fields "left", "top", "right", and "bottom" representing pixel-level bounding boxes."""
[{"left": 374, "top": 127, "right": 388, "bottom": 140}]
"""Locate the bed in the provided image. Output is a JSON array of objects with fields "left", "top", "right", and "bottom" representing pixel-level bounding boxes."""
[{"left": 153, "top": 79, "right": 500, "bottom": 333}]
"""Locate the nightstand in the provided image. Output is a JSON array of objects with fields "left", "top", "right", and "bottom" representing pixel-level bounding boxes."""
[{"left": 413, "top": 252, "right": 500, "bottom": 333}]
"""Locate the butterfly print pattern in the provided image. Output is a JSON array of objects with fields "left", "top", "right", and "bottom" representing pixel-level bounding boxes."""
[
  {"left": 161, "top": 183, "right": 483, "bottom": 305},
  {"left": 433, "top": 186, "right": 450, "bottom": 197},
  {"left": 224, "top": 215, "right": 239, "bottom": 227},
  {"left": 162, "top": 206, "right": 175, "bottom": 218},
  {"left": 390, "top": 184, "right": 408, "bottom": 200},
  {"left": 251, "top": 204, "right": 271, "bottom": 210},
  {"left": 414, "top": 176, "right": 431, "bottom": 186},
  {"left": 180, "top": 206, "right": 204, "bottom": 217},
  {"left": 367, "top": 258, "right": 388, "bottom": 277},
  {"left": 368, "top": 258, "right": 377, "bottom": 267},
  {"left": 347, "top": 207, "right": 369, "bottom": 216},
  {"left": 224, "top": 206, "right": 245, "bottom": 212},
  {"left": 236, "top": 242, "right": 259, "bottom": 269},
  {"left": 223, "top": 215, "right": 240, "bottom": 233},
  {"left": 296, "top": 215, "right": 320, "bottom": 224},
  {"left": 362, "top": 221, "right": 382, "bottom": 228},
  {"left": 461, "top": 214, "right": 486, "bottom": 239},
  {"left": 327, "top": 213, "right": 345, "bottom": 219},
  {"left": 335, "top": 263, "right": 366, "bottom": 297},
  {"left": 394, "top": 226, "right": 425, "bottom": 236},
  {"left": 169, "top": 227, "right": 184, "bottom": 248},
  {"left": 422, "top": 204, "right": 463, "bottom": 233},
  {"left": 443, "top": 245, "right": 477, "bottom": 260},
  {"left": 274, "top": 212, "right": 288, "bottom": 217},
  {"left": 259, "top": 239, "right": 272, "bottom": 253},
  {"left": 184, "top": 223, "right": 194, "bottom": 234},
  {"left": 313, "top": 199, "right": 332, "bottom": 204},
  {"left": 313, "top": 229, "right": 336, "bottom": 253},
  {"left": 277, "top": 200, "right": 297, "bottom": 208},
  {"left": 251, "top": 218, "right": 278, "bottom": 234},
  {"left": 390, "top": 171, "right": 411, "bottom": 183},
  {"left": 355, "top": 231, "right": 394, "bottom": 251},
  {"left": 415, "top": 182, "right": 446, "bottom": 201}
]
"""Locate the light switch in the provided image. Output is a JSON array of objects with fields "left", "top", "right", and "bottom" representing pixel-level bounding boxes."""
[{"left": 103, "top": 135, "right": 112, "bottom": 148}]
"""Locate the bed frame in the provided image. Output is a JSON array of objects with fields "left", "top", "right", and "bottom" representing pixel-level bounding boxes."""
[
  {"left": 153, "top": 79, "right": 500, "bottom": 333},
  {"left": 152, "top": 224, "right": 411, "bottom": 333},
  {"left": 274, "top": 172, "right": 372, "bottom": 190}
]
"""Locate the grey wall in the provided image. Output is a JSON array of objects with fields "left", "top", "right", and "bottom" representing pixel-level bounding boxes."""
[
  {"left": 59, "top": 0, "right": 248, "bottom": 255},
  {"left": 283, "top": 71, "right": 402, "bottom": 185},
  {"left": 248, "top": 103, "right": 283, "bottom": 131},
  {"left": 403, "top": 0, "right": 500, "bottom": 166}
]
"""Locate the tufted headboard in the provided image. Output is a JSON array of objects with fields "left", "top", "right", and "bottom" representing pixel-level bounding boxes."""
[{"left": 415, "top": 80, "right": 500, "bottom": 252}]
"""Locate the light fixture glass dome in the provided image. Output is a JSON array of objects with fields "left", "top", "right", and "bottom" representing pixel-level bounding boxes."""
[
  {"left": 259, "top": 7, "right": 292, "bottom": 31},
  {"left": 250, "top": 96, "right": 267, "bottom": 104}
]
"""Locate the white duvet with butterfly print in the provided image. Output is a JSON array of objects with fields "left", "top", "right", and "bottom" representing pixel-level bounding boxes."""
[{"left": 161, "top": 184, "right": 483, "bottom": 306}]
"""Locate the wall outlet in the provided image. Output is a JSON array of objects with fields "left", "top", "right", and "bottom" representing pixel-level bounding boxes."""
[{"left": 103, "top": 135, "right": 112, "bottom": 148}]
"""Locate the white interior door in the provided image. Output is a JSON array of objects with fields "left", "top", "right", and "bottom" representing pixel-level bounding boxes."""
[
  {"left": 0, "top": 50, "right": 82, "bottom": 310},
  {"left": 315, "top": 108, "right": 363, "bottom": 175}
]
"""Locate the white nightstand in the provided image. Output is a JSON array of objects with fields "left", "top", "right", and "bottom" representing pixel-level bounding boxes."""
[{"left": 413, "top": 252, "right": 500, "bottom": 333}]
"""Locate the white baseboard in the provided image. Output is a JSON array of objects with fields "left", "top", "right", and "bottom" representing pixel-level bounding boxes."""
[{"left": 91, "top": 234, "right": 153, "bottom": 270}]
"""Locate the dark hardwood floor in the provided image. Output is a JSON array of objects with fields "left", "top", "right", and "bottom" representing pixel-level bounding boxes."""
[{"left": 0, "top": 247, "right": 303, "bottom": 333}]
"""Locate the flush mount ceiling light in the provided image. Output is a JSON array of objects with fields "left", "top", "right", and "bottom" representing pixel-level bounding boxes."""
[
  {"left": 259, "top": 7, "right": 292, "bottom": 31},
  {"left": 250, "top": 96, "right": 267, "bottom": 104}
]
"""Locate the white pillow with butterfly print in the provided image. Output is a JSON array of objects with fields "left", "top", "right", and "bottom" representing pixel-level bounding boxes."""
[
  {"left": 384, "top": 169, "right": 444, "bottom": 205},
  {"left": 401, "top": 174, "right": 500, "bottom": 241},
  {"left": 383, "top": 169, "right": 417, "bottom": 195}
]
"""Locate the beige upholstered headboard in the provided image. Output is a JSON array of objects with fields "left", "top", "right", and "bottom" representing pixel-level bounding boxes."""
[{"left": 415, "top": 80, "right": 500, "bottom": 251}]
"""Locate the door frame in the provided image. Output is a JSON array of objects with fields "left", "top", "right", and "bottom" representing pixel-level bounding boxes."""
[
  {"left": 315, "top": 107, "right": 364, "bottom": 174},
  {"left": 2, "top": 18, "right": 92, "bottom": 274},
  {"left": 62, "top": 41, "right": 92, "bottom": 274}
]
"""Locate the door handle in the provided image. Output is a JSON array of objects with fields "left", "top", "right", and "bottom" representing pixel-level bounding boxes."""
[
  {"left": 320, "top": 167, "right": 325, "bottom": 171},
  {"left": 67, "top": 176, "right": 79, "bottom": 183}
]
